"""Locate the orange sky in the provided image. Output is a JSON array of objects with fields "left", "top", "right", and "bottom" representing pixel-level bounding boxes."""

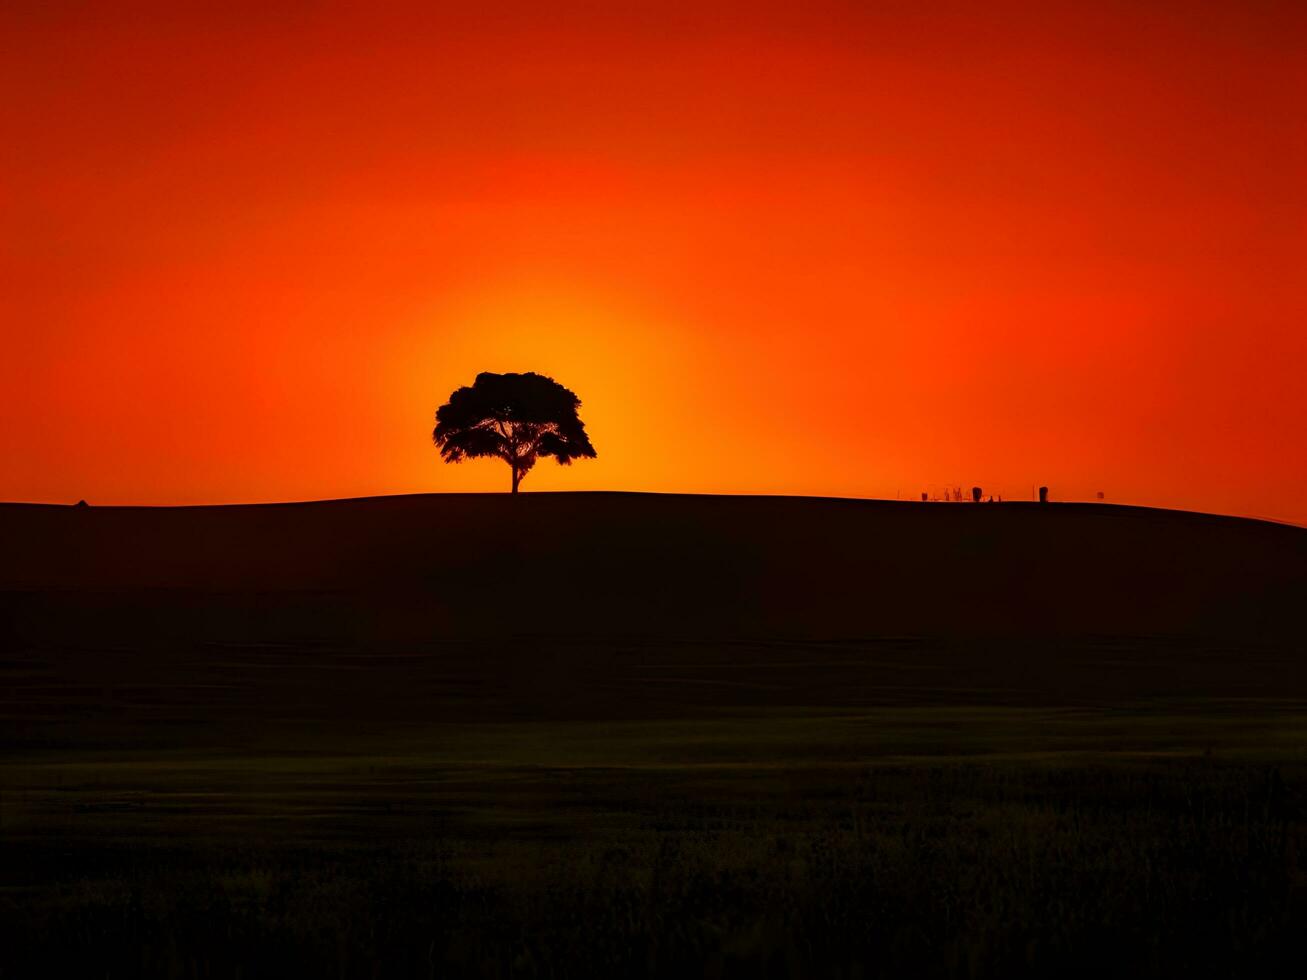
[{"left": 3, "top": 1, "right": 1305, "bottom": 522}]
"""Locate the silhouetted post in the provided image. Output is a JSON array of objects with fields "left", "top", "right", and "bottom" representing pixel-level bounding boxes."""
[
  {"left": 1039, "top": 486, "right": 1048, "bottom": 503},
  {"left": 971, "top": 486, "right": 982, "bottom": 503},
  {"left": 921, "top": 492, "right": 928, "bottom": 502}
]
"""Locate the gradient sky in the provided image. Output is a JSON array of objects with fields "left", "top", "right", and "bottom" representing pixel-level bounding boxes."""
[{"left": 4, "top": 1, "right": 1305, "bottom": 521}]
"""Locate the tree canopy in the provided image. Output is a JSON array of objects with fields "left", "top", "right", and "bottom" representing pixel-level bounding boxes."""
[{"left": 432, "top": 372, "right": 597, "bottom": 492}]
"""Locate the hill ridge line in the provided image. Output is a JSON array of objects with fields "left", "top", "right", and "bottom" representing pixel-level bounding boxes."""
[{"left": 1, "top": 490, "right": 1302, "bottom": 531}]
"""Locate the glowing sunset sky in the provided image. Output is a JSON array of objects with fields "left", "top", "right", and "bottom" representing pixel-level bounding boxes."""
[{"left": 3, "top": 1, "right": 1304, "bottom": 521}]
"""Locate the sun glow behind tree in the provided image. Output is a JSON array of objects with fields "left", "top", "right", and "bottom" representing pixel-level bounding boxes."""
[{"left": 1, "top": 1, "right": 1304, "bottom": 520}]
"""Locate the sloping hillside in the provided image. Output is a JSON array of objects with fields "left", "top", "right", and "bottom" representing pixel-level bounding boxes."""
[{"left": 2, "top": 493, "right": 1302, "bottom": 648}]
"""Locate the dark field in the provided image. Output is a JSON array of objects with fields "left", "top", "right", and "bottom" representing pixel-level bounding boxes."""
[{"left": 2, "top": 494, "right": 1305, "bottom": 977}]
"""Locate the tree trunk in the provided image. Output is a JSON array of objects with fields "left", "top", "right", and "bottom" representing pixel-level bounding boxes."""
[{"left": 511, "top": 466, "right": 520, "bottom": 494}]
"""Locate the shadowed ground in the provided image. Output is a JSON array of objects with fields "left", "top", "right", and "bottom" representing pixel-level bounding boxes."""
[{"left": 1, "top": 494, "right": 1304, "bottom": 977}]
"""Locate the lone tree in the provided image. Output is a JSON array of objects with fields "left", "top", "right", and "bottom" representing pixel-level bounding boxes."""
[{"left": 432, "top": 371, "right": 597, "bottom": 493}]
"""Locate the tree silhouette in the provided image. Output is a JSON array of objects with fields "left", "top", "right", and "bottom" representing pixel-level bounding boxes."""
[{"left": 433, "top": 372, "right": 597, "bottom": 493}]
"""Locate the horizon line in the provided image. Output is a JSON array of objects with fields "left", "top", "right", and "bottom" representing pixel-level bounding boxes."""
[{"left": 2, "top": 490, "right": 1302, "bottom": 531}]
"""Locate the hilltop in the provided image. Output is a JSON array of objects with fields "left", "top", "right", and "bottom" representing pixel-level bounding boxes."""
[{"left": 3, "top": 492, "right": 1302, "bottom": 649}]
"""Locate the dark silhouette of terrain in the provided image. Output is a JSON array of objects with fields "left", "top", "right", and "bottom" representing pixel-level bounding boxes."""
[
  {"left": 3, "top": 492, "right": 1301, "bottom": 649},
  {"left": 2, "top": 493, "right": 1305, "bottom": 978}
]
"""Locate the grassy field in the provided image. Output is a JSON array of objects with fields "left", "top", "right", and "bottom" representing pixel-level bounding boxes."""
[{"left": 2, "top": 495, "right": 1305, "bottom": 976}]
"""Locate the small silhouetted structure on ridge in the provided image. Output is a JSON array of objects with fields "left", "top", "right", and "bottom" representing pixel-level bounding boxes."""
[
  {"left": 1039, "top": 486, "right": 1049, "bottom": 503},
  {"left": 433, "top": 371, "right": 597, "bottom": 493},
  {"left": 971, "top": 486, "right": 982, "bottom": 503}
]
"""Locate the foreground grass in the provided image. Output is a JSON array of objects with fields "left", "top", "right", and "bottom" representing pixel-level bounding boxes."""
[
  {"left": 3, "top": 638, "right": 1306, "bottom": 977},
  {"left": 4, "top": 722, "right": 1306, "bottom": 977}
]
